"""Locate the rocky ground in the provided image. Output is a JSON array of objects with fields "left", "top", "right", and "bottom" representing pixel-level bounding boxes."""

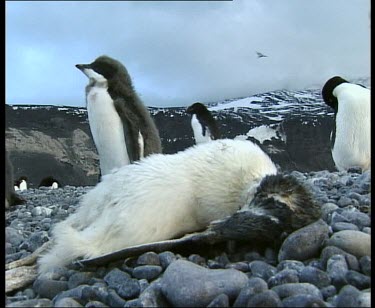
[{"left": 5, "top": 169, "right": 371, "bottom": 307}]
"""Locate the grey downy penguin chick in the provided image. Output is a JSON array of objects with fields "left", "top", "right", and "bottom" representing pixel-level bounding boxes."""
[
  {"left": 76, "top": 55, "right": 162, "bottom": 176},
  {"left": 6, "top": 152, "right": 25, "bottom": 209},
  {"left": 322, "top": 76, "right": 371, "bottom": 172},
  {"left": 186, "top": 102, "right": 220, "bottom": 144}
]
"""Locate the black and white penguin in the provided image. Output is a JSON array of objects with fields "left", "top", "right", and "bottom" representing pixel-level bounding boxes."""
[
  {"left": 76, "top": 55, "right": 162, "bottom": 176},
  {"left": 186, "top": 102, "right": 220, "bottom": 144},
  {"left": 39, "top": 177, "right": 61, "bottom": 189},
  {"left": 14, "top": 176, "right": 28, "bottom": 191},
  {"left": 6, "top": 152, "right": 25, "bottom": 208},
  {"left": 322, "top": 76, "right": 371, "bottom": 172},
  {"left": 38, "top": 139, "right": 320, "bottom": 274}
]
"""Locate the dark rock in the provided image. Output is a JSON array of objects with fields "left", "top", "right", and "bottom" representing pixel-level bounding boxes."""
[
  {"left": 68, "top": 272, "right": 95, "bottom": 289},
  {"left": 206, "top": 293, "right": 229, "bottom": 307},
  {"left": 33, "top": 278, "right": 69, "bottom": 299},
  {"left": 326, "top": 254, "right": 348, "bottom": 289},
  {"left": 337, "top": 196, "right": 352, "bottom": 207},
  {"left": 299, "top": 266, "right": 331, "bottom": 288},
  {"left": 271, "top": 282, "right": 322, "bottom": 299},
  {"left": 207, "top": 260, "right": 224, "bottom": 269},
  {"left": 247, "top": 290, "right": 282, "bottom": 307},
  {"left": 282, "top": 294, "right": 328, "bottom": 307},
  {"left": 106, "top": 289, "right": 127, "bottom": 307},
  {"left": 54, "top": 297, "right": 84, "bottom": 307},
  {"left": 233, "top": 277, "right": 268, "bottom": 307},
  {"left": 158, "top": 251, "right": 176, "bottom": 269},
  {"left": 85, "top": 300, "right": 109, "bottom": 307},
  {"left": 335, "top": 285, "right": 370, "bottom": 307},
  {"left": 276, "top": 260, "right": 305, "bottom": 274},
  {"left": 160, "top": 260, "right": 248, "bottom": 307},
  {"left": 138, "top": 280, "right": 169, "bottom": 307},
  {"left": 187, "top": 254, "right": 206, "bottom": 266},
  {"left": 359, "top": 256, "right": 371, "bottom": 276},
  {"left": 278, "top": 219, "right": 330, "bottom": 261},
  {"left": 225, "top": 262, "right": 249, "bottom": 272},
  {"left": 340, "top": 210, "right": 371, "bottom": 229},
  {"left": 320, "top": 285, "right": 337, "bottom": 300},
  {"left": 5, "top": 227, "right": 24, "bottom": 246},
  {"left": 321, "top": 203, "right": 339, "bottom": 222},
  {"left": 132, "top": 265, "right": 163, "bottom": 281},
  {"left": 345, "top": 270, "right": 371, "bottom": 290},
  {"left": 80, "top": 284, "right": 108, "bottom": 303},
  {"left": 249, "top": 260, "right": 277, "bottom": 281},
  {"left": 320, "top": 246, "right": 359, "bottom": 271},
  {"left": 124, "top": 299, "right": 142, "bottom": 307},
  {"left": 104, "top": 268, "right": 140, "bottom": 299},
  {"left": 52, "top": 285, "right": 90, "bottom": 305},
  {"left": 137, "top": 251, "right": 160, "bottom": 266},
  {"left": 267, "top": 269, "right": 299, "bottom": 288},
  {"left": 139, "top": 279, "right": 150, "bottom": 293}
]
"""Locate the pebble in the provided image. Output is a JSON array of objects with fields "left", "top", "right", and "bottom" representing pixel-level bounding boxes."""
[
  {"left": 206, "top": 293, "right": 229, "bottom": 307},
  {"left": 359, "top": 256, "right": 371, "bottom": 276},
  {"left": 158, "top": 251, "right": 176, "bottom": 269},
  {"left": 282, "top": 294, "right": 328, "bottom": 307},
  {"left": 137, "top": 252, "right": 160, "bottom": 266},
  {"left": 345, "top": 270, "right": 371, "bottom": 290},
  {"left": 326, "top": 254, "right": 348, "bottom": 289},
  {"left": 247, "top": 290, "right": 282, "bottom": 307},
  {"left": 132, "top": 265, "right": 163, "bottom": 281},
  {"left": 271, "top": 282, "right": 323, "bottom": 299},
  {"left": 334, "top": 285, "right": 371, "bottom": 307},
  {"left": 299, "top": 266, "right": 331, "bottom": 288},
  {"left": 103, "top": 268, "right": 140, "bottom": 299},
  {"left": 160, "top": 259, "right": 248, "bottom": 307},
  {"left": 326, "top": 230, "right": 371, "bottom": 258},
  {"left": 232, "top": 277, "right": 268, "bottom": 307},
  {"left": 33, "top": 278, "right": 69, "bottom": 299},
  {"left": 278, "top": 219, "right": 330, "bottom": 261},
  {"left": 267, "top": 269, "right": 299, "bottom": 288},
  {"left": 249, "top": 260, "right": 277, "bottom": 281}
]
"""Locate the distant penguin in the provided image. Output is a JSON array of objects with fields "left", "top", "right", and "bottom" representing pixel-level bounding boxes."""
[
  {"left": 76, "top": 55, "right": 162, "bottom": 176},
  {"left": 322, "top": 76, "right": 371, "bottom": 172},
  {"left": 6, "top": 152, "right": 25, "bottom": 208},
  {"left": 186, "top": 102, "right": 220, "bottom": 144},
  {"left": 39, "top": 176, "right": 61, "bottom": 189},
  {"left": 15, "top": 176, "right": 28, "bottom": 191},
  {"left": 38, "top": 139, "right": 320, "bottom": 274}
]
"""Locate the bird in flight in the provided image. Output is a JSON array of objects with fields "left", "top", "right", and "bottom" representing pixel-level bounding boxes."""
[{"left": 256, "top": 51, "right": 268, "bottom": 58}]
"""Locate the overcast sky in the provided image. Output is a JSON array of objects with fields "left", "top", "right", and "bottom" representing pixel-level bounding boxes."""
[{"left": 6, "top": 0, "right": 370, "bottom": 107}]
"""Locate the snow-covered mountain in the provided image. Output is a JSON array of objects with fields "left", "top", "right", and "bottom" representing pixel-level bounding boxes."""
[{"left": 5, "top": 77, "right": 370, "bottom": 187}]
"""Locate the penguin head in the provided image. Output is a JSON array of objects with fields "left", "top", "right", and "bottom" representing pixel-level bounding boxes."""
[
  {"left": 76, "top": 55, "right": 130, "bottom": 84},
  {"left": 18, "top": 176, "right": 28, "bottom": 182},
  {"left": 322, "top": 76, "right": 348, "bottom": 111},
  {"left": 186, "top": 102, "right": 210, "bottom": 115},
  {"left": 39, "top": 176, "right": 61, "bottom": 188},
  {"left": 248, "top": 174, "right": 321, "bottom": 233}
]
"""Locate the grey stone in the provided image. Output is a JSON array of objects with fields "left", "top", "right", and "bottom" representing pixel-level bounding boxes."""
[
  {"left": 340, "top": 209, "right": 371, "bottom": 229},
  {"left": 345, "top": 270, "right": 371, "bottom": 290},
  {"left": 332, "top": 222, "right": 359, "bottom": 232},
  {"left": 225, "top": 262, "right": 249, "bottom": 272},
  {"left": 299, "top": 266, "right": 331, "bottom": 288},
  {"left": 337, "top": 196, "right": 352, "bottom": 207},
  {"left": 137, "top": 251, "right": 160, "bottom": 266},
  {"left": 247, "top": 290, "right": 282, "bottom": 307},
  {"left": 276, "top": 260, "right": 305, "bottom": 274},
  {"left": 271, "top": 282, "right": 323, "bottom": 299},
  {"left": 104, "top": 268, "right": 140, "bottom": 299},
  {"left": 267, "top": 269, "right": 299, "bottom": 288},
  {"left": 320, "top": 246, "right": 360, "bottom": 271},
  {"left": 282, "top": 294, "right": 328, "bottom": 307},
  {"left": 206, "top": 293, "right": 229, "bottom": 307},
  {"left": 5, "top": 227, "right": 24, "bottom": 246},
  {"left": 54, "top": 297, "right": 84, "bottom": 307},
  {"left": 359, "top": 256, "right": 371, "bottom": 276},
  {"left": 320, "top": 285, "right": 337, "bottom": 300},
  {"left": 278, "top": 219, "right": 330, "bottom": 261},
  {"left": 68, "top": 272, "right": 95, "bottom": 289},
  {"left": 335, "top": 285, "right": 370, "bottom": 307},
  {"left": 160, "top": 259, "right": 248, "bottom": 307},
  {"left": 158, "top": 251, "right": 176, "bottom": 269},
  {"left": 321, "top": 203, "right": 339, "bottom": 222},
  {"left": 33, "top": 278, "right": 69, "bottom": 299},
  {"left": 326, "top": 254, "right": 348, "bottom": 289},
  {"left": 249, "top": 260, "right": 277, "bottom": 281},
  {"left": 326, "top": 230, "right": 371, "bottom": 258},
  {"left": 132, "top": 265, "right": 163, "bottom": 281},
  {"left": 233, "top": 277, "right": 268, "bottom": 307},
  {"left": 85, "top": 301, "right": 109, "bottom": 307},
  {"left": 106, "top": 289, "right": 127, "bottom": 307},
  {"left": 53, "top": 285, "right": 90, "bottom": 305},
  {"left": 6, "top": 299, "right": 53, "bottom": 307}
]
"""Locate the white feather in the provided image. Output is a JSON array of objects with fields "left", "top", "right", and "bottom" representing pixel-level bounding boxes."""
[{"left": 191, "top": 114, "right": 212, "bottom": 144}]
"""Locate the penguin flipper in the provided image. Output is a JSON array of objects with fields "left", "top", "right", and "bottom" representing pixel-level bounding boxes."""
[{"left": 113, "top": 98, "right": 141, "bottom": 162}]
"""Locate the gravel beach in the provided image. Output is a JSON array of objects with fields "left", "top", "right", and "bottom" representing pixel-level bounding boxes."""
[{"left": 5, "top": 169, "right": 371, "bottom": 307}]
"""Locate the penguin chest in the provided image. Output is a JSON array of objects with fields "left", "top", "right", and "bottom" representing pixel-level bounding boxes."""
[
  {"left": 86, "top": 86, "right": 130, "bottom": 175},
  {"left": 191, "top": 115, "right": 212, "bottom": 144}
]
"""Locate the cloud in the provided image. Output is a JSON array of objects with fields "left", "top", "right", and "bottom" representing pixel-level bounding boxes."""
[{"left": 6, "top": 0, "right": 370, "bottom": 107}]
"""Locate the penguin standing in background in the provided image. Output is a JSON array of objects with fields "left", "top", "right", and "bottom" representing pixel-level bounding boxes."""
[
  {"left": 186, "top": 102, "right": 220, "bottom": 144},
  {"left": 76, "top": 55, "right": 162, "bottom": 177},
  {"left": 322, "top": 76, "right": 371, "bottom": 172},
  {"left": 39, "top": 176, "right": 61, "bottom": 189},
  {"left": 6, "top": 152, "right": 25, "bottom": 208},
  {"left": 15, "top": 176, "right": 28, "bottom": 191}
]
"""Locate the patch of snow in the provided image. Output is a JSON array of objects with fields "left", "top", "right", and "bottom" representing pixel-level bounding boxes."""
[{"left": 246, "top": 125, "right": 278, "bottom": 143}]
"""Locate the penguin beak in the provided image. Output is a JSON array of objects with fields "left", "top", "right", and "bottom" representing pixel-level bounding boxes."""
[{"left": 75, "top": 64, "right": 91, "bottom": 71}]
